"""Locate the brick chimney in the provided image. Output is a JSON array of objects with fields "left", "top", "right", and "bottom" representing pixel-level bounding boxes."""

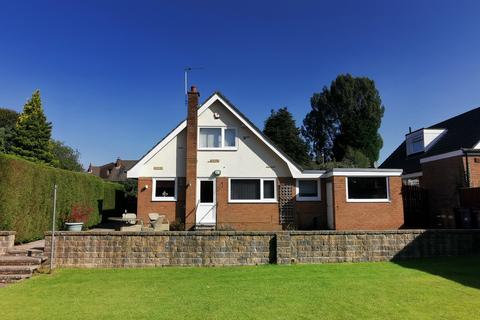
[{"left": 185, "top": 85, "right": 199, "bottom": 230}]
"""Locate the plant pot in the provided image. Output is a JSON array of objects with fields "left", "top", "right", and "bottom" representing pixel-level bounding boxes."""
[{"left": 65, "top": 222, "right": 84, "bottom": 231}]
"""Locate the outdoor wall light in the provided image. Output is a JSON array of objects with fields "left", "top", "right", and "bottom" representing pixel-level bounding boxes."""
[{"left": 213, "top": 170, "right": 221, "bottom": 176}]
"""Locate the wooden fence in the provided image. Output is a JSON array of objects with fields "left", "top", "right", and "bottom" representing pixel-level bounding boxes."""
[
  {"left": 402, "top": 185, "right": 429, "bottom": 228},
  {"left": 459, "top": 187, "right": 480, "bottom": 208}
]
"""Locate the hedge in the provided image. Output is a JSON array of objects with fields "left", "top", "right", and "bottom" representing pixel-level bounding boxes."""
[{"left": 0, "top": 153, "right": 125, "bottom": 242}]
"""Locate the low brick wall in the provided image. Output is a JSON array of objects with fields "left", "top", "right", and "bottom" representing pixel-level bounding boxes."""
[
  {"left": 44, "top": 230, "right": 480, "bottom": 268},
  {"left": 0, "top": 231, "right": 15, "bottom": 255}
]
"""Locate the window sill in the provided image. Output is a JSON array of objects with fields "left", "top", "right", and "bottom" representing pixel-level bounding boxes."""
[
  {"left": 198, "top": 147, "right": 238, "bottom": 151},
  {"left": 151, "top": 198, "right": 177, "bottom": 202},
  {"left": 346, "top": 199, "right": 390, "bottom": 203},
  {"left": 228, "top": 200, "right": 278, "bottom": 204},
  {"left": 296, "top": 197, "right": 321, "bottom": 202}
]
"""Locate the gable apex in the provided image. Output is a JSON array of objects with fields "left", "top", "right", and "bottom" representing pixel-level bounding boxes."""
[{"left": 127, "top": 92, "right": 303, "bottom": 178}]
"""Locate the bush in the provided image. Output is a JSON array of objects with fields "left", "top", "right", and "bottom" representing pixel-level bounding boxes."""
[{"left": 0, "top": 153, "right": 125, "bottom": 242}]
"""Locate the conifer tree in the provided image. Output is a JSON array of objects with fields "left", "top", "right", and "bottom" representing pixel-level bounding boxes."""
[{"left": 10, "top": 90, "right": 54, "bottom": 164}]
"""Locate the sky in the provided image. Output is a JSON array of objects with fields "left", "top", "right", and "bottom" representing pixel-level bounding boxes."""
[{"left": 1, "top": 0, "right": 480, "bottom": 168}]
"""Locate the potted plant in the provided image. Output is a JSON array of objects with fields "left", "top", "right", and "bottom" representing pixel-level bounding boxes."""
[{"left": 64, "top": 204, "right": 92, "bottom": 231}]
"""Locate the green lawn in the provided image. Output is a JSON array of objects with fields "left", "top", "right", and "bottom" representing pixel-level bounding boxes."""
[{"left": 1, "top": 256, "right": 479, "bottom": 320}]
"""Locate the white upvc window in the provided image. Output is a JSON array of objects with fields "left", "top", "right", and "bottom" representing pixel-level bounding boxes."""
[
  {"left": 152, "top": 178, "right": 177, "bottom": 201},
  {"left": 198, "top": 127, "right": 237, "bottom": 150},
  {"left": 228, "top": 178, "right": 277, "bottom": 203},
  {"left": 346, "top": 176, "right": 390, "bottom": 203},
  {"left": 296, "top": 179, "right": 321, "bottom": 201}
]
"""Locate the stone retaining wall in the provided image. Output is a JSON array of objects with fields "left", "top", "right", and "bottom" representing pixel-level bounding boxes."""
[
  {"left": 45, "top": 231, "right": 275, "bottom": 268},
  {"left": 0, "top": 231, "right": 15, "bottom": 255},
  {"left": 44, "top": 230, "right": 480, "bottom": 268}
]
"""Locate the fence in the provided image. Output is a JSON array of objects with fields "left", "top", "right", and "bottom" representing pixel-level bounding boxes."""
[{"left": 402, "top": 185, "right": 429, "bottom": 228}]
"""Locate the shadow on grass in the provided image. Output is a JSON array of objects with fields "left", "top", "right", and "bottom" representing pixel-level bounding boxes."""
[{"left": 392, "top": 229, "right": 480, "bottom": 290}]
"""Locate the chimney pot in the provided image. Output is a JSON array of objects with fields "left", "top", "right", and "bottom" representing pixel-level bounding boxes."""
[{"left": 190, "top": 85, "right": 197, "bottom": 93}]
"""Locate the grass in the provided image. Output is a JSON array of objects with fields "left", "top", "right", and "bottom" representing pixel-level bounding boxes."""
[{"left": 1, "top": 256, "right": 479, "bottom": 320}]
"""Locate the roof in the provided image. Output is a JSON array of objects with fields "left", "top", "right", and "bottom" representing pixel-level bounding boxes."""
[
  {"left": 89, "top": 159, "right": 138, "bottom": 182},
  {"left": 127, "top": 91, "right": 305, "bottom": 178},
  {"left": 380, "top": 106, "right": 480, "bottom": 173}
]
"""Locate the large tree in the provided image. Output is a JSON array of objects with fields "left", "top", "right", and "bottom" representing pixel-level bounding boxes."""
[
  {"left": 0, "top": 108, "right": 19, "bottom": 152},
  {"left": 51, "top": 139, "right": 84, "bottom": 172},
  {"left": 263, "top": 107, "right": 310, "bottom": 166},
  {"left": 10, "top": 90, "right": 54, "bottom": 164},
  {"left": 302, "top": 74, "right": 384, "bottom": 166}
]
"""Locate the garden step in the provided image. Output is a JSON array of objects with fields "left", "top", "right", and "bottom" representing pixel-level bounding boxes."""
[
  {"left": 7, "top": 247, "right": 45, "bottom": 257},
  {"left": 0, "top": 265, "right": 37, "bottom": 275},
  {"left": 0, "top": 256, "right": 42, "bottom": 266},
  {"left": 0, "top": 274, "right": 31, "bottom": 284}
]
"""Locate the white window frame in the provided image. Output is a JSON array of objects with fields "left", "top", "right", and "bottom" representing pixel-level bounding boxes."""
[
  {"left": 345, "top": 176, "right": 390, "bottom": 203},
  {"left": 198, "top": 126, "right": 238, "bottom": 151},
  {"left": 296, "top": 179, "right": 321, "bottom": 201},
  {"left": 228, "top": 178, "right": 277, "bottom": 203},
  {"left": 152, "top": 177, "right": 177, "bottom": 201}
]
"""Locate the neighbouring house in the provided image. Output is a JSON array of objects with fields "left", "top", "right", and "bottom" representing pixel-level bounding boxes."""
[
  {"left": 127, "top": 87, "right": 404, "bottom": 231},
  {"left": 88, "top": 158, "right": 138, "bottom": 182},
  {"left": 381, "top": 106, "right": 480, "bottom": 228}
]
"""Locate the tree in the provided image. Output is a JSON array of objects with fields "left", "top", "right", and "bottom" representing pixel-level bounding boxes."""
[
  {"left": 263, "top": 107, "right": 310, "bottom": 166},
  {"left": 51, "top": 139, "right": 84, "bottom": 172},
  {"left": 0, "top": 108, "right": 19, "bottom": 153},
  {"left": 302, "top": 74, "right": 384, "bottom": 166},
  {"left": 10, "top": 90, "right": 54, "bottom": 164}
]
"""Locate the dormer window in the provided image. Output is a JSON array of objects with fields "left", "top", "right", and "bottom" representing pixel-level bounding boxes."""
[
  {"left": 199, "top": 127, "right": 237, "bottom": 150},
  {"left": 406, "top": 128, "right": 446, "bottom": 156}
]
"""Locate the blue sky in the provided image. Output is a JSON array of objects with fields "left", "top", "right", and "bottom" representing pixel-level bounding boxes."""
[{"left": 1, "top": 1, "right": 480, "bottom": 167}]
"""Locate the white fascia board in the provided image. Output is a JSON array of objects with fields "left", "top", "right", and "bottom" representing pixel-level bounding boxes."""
[
  {"left": 473, "top": 140, "right": 480, "bottom": 149},
  {"left": 321, "top": 169, "right": 403, "bottom": 178},
  {"left": 419, "top": 149, "right": 464, "bottom": 164},
  {"left": 402, "top": 172, "right": 423, "bottom": 179},
  {"left": 294, "top": 171, "right": 325, "bottom": 179}
]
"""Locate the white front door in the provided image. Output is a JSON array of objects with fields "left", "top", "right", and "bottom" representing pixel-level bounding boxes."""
[
  {"left": 196, "top": 178, "right": 216, "bottom": 225},
  {"left": 326, "top": 182, "right": 334, "bottom": 230}
]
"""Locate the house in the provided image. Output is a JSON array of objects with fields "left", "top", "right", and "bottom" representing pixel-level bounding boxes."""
[
  {"left": 381, "top": 107, "right": 480, "bottom": 227},
  {"left": 127, "top": 87, "right": 404, "bottom": 231},
  {"left": 88, "top": 158, "right": 138, "bottom": 182}
]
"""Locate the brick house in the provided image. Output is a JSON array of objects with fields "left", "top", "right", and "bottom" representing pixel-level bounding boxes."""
[
  {"left": 88, "top": 158, "right": 138, "bottom": 182},
  {"left": 381, "top": 107, "right": 480, "bottom": 227},
  {"left": 127, "top": 87, "right": 404, "bottom": 231}
]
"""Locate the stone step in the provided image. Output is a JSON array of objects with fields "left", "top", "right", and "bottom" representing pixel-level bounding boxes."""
[
  {"left": 0, "top": 265, "right": 37, "bottom": 275},
  {"left": 0, "top": 274, "right": 31, "bottom": 284},
  {"left": 195, "top": 226, "right": 216, "bottom": 231},
  {"left": 7, "top": 248, "right": 45, "bottom": 258},
  {"left": 0, "top": 256, "right": 42, "bottom": 266}
]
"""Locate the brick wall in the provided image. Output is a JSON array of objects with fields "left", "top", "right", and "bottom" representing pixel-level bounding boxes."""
[
  {"left": 332, "top": 176, "right": 404, "bottom": 230},
  {"left": 216, "top": 177, "right": 282, "bottom": 231},
  {"left": 0, "top": 231, "right": 15, "bottom": 255},
  {"left": 465, "top": 155, "right": 480, "bottom": 187},
  {"left": 44, "top": 230, "right": 480, "bottom": 268},
  {"left": 137, "top": 177, "right": 186, "bottom": 225}
]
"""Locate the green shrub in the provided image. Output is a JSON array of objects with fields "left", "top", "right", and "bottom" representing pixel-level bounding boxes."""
[{"left": 0, "top": 153, "right": 125, "bottom": 242}]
